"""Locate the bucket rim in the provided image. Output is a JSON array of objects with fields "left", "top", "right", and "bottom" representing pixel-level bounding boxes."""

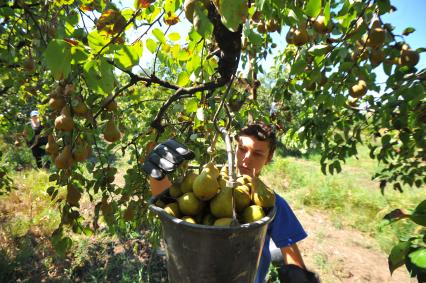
[{"left": 149, "top": 189, "right": 276, "bottom": 231}]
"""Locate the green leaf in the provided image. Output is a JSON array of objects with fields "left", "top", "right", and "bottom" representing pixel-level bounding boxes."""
[
  {"left": 308, "top": 44, "right": 332, "bottom": 56},
  {"left": 83, "top": 59, "right": 114, "bottom": 94},
  {"left": 402, "top": 27, "right": 416, "bottom": 36},
  {"left": 44, "top": 39, "right": 72, "bottom": 80},
  {"left": 168, "top": 32, "right": 181, "bottom": 42},
  {"left": 186, "top": 99, "right": 198, "bottom": 113},
  {"left": 409, "top": 248, "right": 426, "bottom": 269},
  {"left": 410, "top": 200, "right": 426, "bottom": 226},
  {"left": 388, "top": 241, "right": 411, "bottom": 274},
  {"left": 290, "top": 56, "right": 307, "bottom": 75},
  {"left": 70, "top": 46, "right": 89, "bottom": 64},
  {"left": 114, "top": 41, "right": 143, "bottom": 69},
  {"left": 217, "top": 0, "right": 248, "bottom": 32},
  {"left": 177, "top": 71, "right": 190, "bottom": 86},
  {"left": 152, "top": 28, "right": 166, "bottom": 44},
  {"left": 324, "top": 1, "right": 330, "bottom": 26},
  {"left": 304, "top": 0, "right": 321, "bottom": 18},
  {"left": 88, "top": 30, "right": 109, "bottom": 53},
  {"left": 193, "top": 5, "right": 213, "bottom": 37},
  {"left": 146, "top": 38, "right": 157, "bottom": 53}
]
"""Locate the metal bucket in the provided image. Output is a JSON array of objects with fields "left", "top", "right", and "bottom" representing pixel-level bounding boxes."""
[{"left": 149, "top": 190, "right": 276, "bottom": 283}]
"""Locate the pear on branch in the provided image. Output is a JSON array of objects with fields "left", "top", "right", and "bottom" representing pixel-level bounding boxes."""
[
  {"left": 366, "top": 20, "right": 386, "bottom": 48},
  {"left": 72, "top": 139, "right": 91, "bottom": 162},
  {"left": 312, "top": 15, "right": 328, "bottom": 34},
  {"left": 103, "top": 116, "right": 121, "bottom": 143},
  {"left": 45, "top": 134, "right": 59, "bottom": 156},
  {"left": 55, "top": 145, "right": 74, "bottom": 169},
  {"left": 349, "top": 80, "right": 368, "bottom": 98},
  {"left": 398, "top": 44, "right": 419, "bottom": 67},
  {"left": 286, "top": 27, "right": 309, "bottom": 46},
  {"left": 54, "top": 106, "right": 74, "bottom": 132}
]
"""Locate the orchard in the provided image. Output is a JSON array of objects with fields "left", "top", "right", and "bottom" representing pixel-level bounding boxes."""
[{"left": 0, "top": 0, "right": 425, "bottom": 281}]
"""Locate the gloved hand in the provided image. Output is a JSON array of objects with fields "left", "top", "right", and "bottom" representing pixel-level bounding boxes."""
[
  {"left": 278, "top": 264, "right": 320, "bottom": 283},
  {"left": 142, "top": 139, "right": 195, "bottom": 180}
]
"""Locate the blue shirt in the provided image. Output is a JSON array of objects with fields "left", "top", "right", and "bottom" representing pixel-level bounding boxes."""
[{"left": 255, "top": 193, "right": 308, "bottom": 283}]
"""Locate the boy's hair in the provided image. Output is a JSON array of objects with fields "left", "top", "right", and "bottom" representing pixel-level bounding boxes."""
[{"left": 236, "top": 121, "right": 277, "bottom": 154}]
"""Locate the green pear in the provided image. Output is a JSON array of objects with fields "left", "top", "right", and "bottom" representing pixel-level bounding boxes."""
[
  {"left": 202, "top": 161, "right": 220, "bottom": 178},
  {"left": 235, "top": 185, "right": 251, "bottom": 212},
  {"left": 180, "top": 172, "right": 197, "bottom": 193},
  {"left": 210, "top": 186, "right": 233, "bottom": 218},
  {"left": 193, "top": 172, "right": 219, "bottom": 201},
  {"left": 169, "top": 184, "right": 183, "bottom": 198},
  {"left": 164, "top": 202, "right": 181, "bottom": 218},
  {"left": 178, "top": 192, "right": 203, "bottom": 216},
  {"left": 252, "top": 179, "right": 275, "bottom": 208},
  {"left": 242, "top": 205, "right": 265, "bottom": 223},
  {"left": 214, "top": 218, "right": 234, "bottom": 227}
]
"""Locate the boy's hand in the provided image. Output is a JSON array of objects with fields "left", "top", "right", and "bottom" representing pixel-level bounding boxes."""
[{"left": 142, "top": 139, "right": 195, "bottom": 180}]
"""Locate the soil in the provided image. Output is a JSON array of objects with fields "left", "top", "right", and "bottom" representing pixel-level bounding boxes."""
[{"left": 294, "top": 208, "right": 412, "bottom": 283}]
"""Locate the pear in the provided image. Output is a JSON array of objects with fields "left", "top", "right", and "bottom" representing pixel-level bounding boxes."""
[
  {"left": 72, "top": 99, "right": 88, "bottom": 115},
  {"left": 66, "top": 184, "right": 81, "bottom": 206},
  {"left": 349, "top": 80, "right": 367, "bottom": 98},
  {"left": 164, "top": 202, "right": 181, "bottom": 218},
  {"left": 45, "top": 134, "right": 59, "bottom": 156},
  {"left": 54, "top": 106, "right": 74, "bottom": 132},
  {"left": 235, "top": 185, "right": 251, "bottom": 212},
  {"left": 399, "top": 45, "right": 419, "bottom": 67},
  {"left": 178, "top": 192, "right": 203, "bottom": 216},
  {"left": 49, "top": 97, "right": 66, "bottom": 112},
  {"left": 180, "top": 172, "right": 197, "bottom": 193},
  {"left": 242, "top": 205, "right": 265, "bottom": 223},
  {"left": 366, "top": 21, "right": 386, "bottom": 48},
  {"left": 55, "top": 145, "right": 74, "bottom": 169},
  {"left": 202, "top": 213, "right": 216, "bottom": 225},
  {"left": 104, "top": 95, "right": 118, "bottom": 111},
  {"left": 214, "top": 218, "right": 234, "bottom": 227},
  {"left": 312, "top": 15, "right": 328, "bottom": 34},
  {"left": 182, "top": 216, "right": 197, "bottom": 224},
  {"left": 369, "top": 49, "right": 385, "bottom": 66},
  {"left": 210, "top": 186, "right": 233, "bottom": 218},
  {"left": 252, "top": 179, "right": 275, "bottom": 208},
  {"left": 193, "top": 172, "right": 220, "bottom": 201},
  {"left": 103, "top": 117, "right": 121, "bottom": 143},
  {"left": 286, "top": 27, "right": 309, "bottom": 46},
  {"left": 169, "top": 183, "right": 183, "bottom": 198},
  {"left": 202, "top": 162, "right": 220, "bottom": 178}
]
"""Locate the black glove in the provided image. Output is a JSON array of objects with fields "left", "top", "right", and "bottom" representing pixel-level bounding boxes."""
[
  {"left": 278, "top": 264, "right": 320, "bottom": 283},
  {"left": 142, "top": 139, "right": 195, "bottom": 180}
]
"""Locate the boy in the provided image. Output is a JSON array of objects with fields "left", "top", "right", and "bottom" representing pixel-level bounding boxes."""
[{"left": 143, "top": 122, "right": 318, "bottom": 283}]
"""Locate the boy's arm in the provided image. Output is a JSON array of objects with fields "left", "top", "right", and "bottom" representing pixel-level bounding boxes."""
[
  {"left": 150, "top": 176, "right": 172, "bottom": 196},
  {"left": 281, "top": 243, "right": 306, "bottom": 269}
]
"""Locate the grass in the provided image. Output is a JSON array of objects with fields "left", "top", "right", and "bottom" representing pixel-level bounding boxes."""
[{"left": 263, "top": 145, "right": 426, "bottom": 253}]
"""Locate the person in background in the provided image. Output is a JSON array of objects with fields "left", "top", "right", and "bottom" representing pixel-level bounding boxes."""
[{"left": 23, "top": 110, "right": 49, "bottom": 169}]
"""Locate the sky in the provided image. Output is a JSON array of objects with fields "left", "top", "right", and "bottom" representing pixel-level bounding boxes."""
[{"left": 115, "top": 0, "right": 426, "bottom": 80}]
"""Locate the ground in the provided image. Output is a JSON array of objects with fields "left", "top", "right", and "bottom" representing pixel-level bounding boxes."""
[{"left": 295, "top": 208, "right": 410, "bottom": 283}]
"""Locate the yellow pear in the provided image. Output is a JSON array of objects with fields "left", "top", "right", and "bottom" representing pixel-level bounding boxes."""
[
  {"left": 202, "top": 162, "right": 220, "bottom": 178},
  {"left": 210, "top": 186, "right": 233, "bottom": 218},
  {"left": 182, "top": 216, "right": 197, "bottom": 224},
  {"left": 235, "top": 185, "right": 251, "bottom": 212},
  {"left": 178, "top": 192, "right": 203, "bottom": 216},
  {"left": 399, "top": 45, "right": 419, "bottom": 67},
  {"left": 366, "top": 21, "right": 386, "bottom": 48},
  {"left": 55, "top": 145, "right": 74, "bottom": 169},
  {"left": 193, "top": 172, "right": 219, "bottom": 201},
  {"left": 349, "top": 80, "right": 367, "bottom": 98},
  {"left": 214, "top": 218, "right": 234, "bottom": 227},
  {"left": 103, "top": 117, "right": 121, "bottom": 143},
  {"left": 242, "top": 205, "right": 265, "bottom": 223},
  {"left": 180, "top": 171, "right": 197, "bottom": 193},
  {"left": 164, "top": 202, "right": 181, "bottom": 218},
  {"left": 252, "top": 178, "right": 275, "bottom": 208},
  {"left": 45, "top": 134, "right": 59, "bottom": 156}
]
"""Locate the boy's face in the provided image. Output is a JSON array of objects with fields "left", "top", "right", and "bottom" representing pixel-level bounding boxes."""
[{"left": 236, "top": 135, "right": 273, "bottom": 177}]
